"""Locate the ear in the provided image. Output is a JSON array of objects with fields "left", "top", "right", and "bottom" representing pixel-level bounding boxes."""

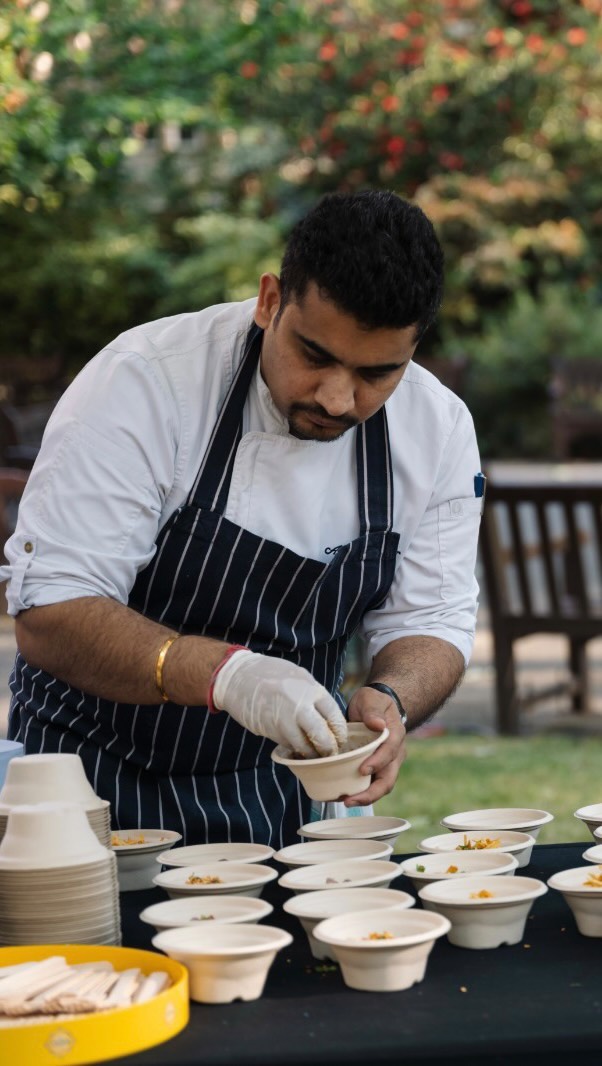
[{"left": 254, "top": 273, "right": 282, "bottom": 329}]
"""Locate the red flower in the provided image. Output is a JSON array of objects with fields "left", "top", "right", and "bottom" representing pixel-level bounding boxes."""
[
  {"left": 525, "top": 34, "right": 544, "bottom": 52},
  {"left": 511, "top": 0, "right": 532, "bottom": 15},
  {"left": 484, "top": 28, "right": 504, "bottom": 46},
  {"left": 319, "top": 41, "right": 338, "bottom": 61},
  {"left": 431, "top": 84, "right": 450, "bottom": 103},
  {"left": 240, "top": 61, "right": 259, "bottom": 78},
  {"left": 406, "top": 11, "right": 423, "bottom": 25},
  {"left": 438, "top": 151, "right": 464, "bottom": 170},
  {"left": 381, "top": 95, "right": 399, "bottom": 112},
  {"left": 390, "top": 22, "right": 409, "bottom": 40},
  {"left": 386, "top": 136, "right": 406, "bottom": 155},
  {"left": 566, "top": 27, "right": 587, "bottom": 45}
]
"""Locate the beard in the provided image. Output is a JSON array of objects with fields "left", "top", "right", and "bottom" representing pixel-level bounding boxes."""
[{"left": 286, "top": 402, "right": 359, "bottom": 442}]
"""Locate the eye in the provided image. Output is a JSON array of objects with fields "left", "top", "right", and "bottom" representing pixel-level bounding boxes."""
[{"left": 360, "top": 367, "right": 397, "bottom": 383}]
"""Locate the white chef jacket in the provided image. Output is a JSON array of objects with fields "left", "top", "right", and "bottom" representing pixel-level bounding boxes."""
[{"left": 1, "top": 299, "right": 482, "bottom": 665}]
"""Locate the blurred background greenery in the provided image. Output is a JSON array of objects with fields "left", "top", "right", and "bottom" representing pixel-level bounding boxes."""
[{"left": 2, "top": 0, "right": 602, "bottom": 458}]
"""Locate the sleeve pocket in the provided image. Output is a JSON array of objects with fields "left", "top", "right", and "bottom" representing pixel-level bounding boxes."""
[{"left": 437, "top": 496, "right": 482, "bottom": 600}]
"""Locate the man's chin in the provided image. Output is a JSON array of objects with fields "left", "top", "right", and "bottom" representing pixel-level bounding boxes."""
[{"left": 287, "top": 418, "right": 352, "bottom": 443}]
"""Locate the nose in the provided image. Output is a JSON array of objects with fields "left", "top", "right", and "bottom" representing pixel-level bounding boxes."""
[{"left": 314, "top": 368, "right": 355, "bottom": 417}]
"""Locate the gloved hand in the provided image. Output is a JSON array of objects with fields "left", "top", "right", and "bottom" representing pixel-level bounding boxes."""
[{"left": 212, "top": 650, "right": 348, "bottom": 758}]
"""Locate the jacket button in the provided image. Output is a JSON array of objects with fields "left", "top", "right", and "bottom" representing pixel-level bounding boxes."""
[{"left": 24, "top": 541, "right": 34, "bottom": 553}]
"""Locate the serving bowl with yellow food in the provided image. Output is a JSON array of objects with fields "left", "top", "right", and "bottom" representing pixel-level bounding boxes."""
[
  {"left": 282, "top": 886, "right": 415, "bottom": 960},
  {"left": 311, "top": 908, "right": 450, "bottom": 992},
  {"left": 418, "top": 830, "right": 536, "bottom": 868},
  {"left": 271, "top": 723, "right": 389, "bottom": 802},
  {"left": 399, "top": 850, "right": 519, "bottom": 890},
  {"left": 418, "top": 874, "right": 547, "bottom": 949},
  {"left": 111, "top": 829, "right": 182, "bottom": 892},
  {"left": 547, "top": 865, "right": 602, "bottom": 936},
  {"left": 153, "top": 862, "right": 278, "bottom": 899},
  {"left": 440, "top": 807, "right": 554, "bottom": 841}
]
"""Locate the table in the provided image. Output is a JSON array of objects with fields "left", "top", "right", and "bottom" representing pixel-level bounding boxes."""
[{"left": 109, "top": 843, "right": 602, "bottom": 1066}]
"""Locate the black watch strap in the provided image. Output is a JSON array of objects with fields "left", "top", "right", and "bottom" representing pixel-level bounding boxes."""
[{"left": 365, "top": 682, "right": 408, "bottom": 727}]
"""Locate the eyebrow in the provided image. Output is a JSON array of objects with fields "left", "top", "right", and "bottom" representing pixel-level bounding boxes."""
[{"left": 295, "top": 332, "right": 407, "bottom": 373}]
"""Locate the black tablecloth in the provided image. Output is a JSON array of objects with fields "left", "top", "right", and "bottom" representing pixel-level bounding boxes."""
[{"left": 110, "top": 843, "right": 602, "bottom": 1066}]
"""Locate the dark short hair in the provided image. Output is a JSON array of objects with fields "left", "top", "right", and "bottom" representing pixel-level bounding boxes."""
[{"left": 279, "top": 190, "right": 444, "bottom": 341}]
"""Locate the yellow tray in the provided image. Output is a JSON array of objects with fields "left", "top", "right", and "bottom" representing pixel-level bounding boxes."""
[{"left": 0, "top": 943, "right": 189, "bottom": 1065}]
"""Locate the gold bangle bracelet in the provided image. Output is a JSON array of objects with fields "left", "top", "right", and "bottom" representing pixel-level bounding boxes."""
[{"left": 155, "top": 634, "right": 180, "bottom": 703}]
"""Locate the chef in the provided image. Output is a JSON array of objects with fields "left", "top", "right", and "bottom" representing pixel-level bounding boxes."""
[{"left": 2, "top": 190, "right": 481, "bottom": 847}]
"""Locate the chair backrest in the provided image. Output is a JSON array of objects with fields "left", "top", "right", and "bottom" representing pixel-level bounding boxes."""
[{"left": 480, "top": 480, "right": 602, "bottom": 634}]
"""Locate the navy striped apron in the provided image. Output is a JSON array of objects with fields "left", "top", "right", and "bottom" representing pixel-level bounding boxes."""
[{"left": 8, "top": 326, "right": 400, "bottom": 847}]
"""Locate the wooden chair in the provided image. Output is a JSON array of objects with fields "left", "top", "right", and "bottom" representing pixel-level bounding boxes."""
[{"left": 479, "top": 476, "right": 602, "bottom": 734}]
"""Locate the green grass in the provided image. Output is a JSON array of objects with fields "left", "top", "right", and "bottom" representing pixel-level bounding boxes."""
[{"left": 374, "top": 734, "right": 602, "bottom": 855}]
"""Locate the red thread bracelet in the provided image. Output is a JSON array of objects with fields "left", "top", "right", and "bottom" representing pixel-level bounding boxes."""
[{"left": 207, "top": 644, "right": 250, "bottom": 713}]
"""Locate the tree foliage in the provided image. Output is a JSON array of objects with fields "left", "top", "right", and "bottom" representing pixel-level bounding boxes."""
[{"left": 2, "top": 0, "right": 601, "bottom": 453}]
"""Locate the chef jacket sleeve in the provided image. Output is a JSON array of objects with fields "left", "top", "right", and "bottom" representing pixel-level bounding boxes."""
[
  {"left": 0, "top": 346, "right": 180, "bottom": 616},
  {"left": 359, "top": 402, "right": 482, "bottom": 667}
]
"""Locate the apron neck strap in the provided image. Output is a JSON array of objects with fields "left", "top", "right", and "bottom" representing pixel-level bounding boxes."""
[{"left": 356, "top": 407, "right": 394, "bottom": 535}]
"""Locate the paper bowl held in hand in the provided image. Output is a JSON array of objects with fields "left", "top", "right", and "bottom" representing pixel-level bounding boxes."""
[
  {"left": 312, "top": 907, "right": 450, "bottom": 992},
  {"left": 283, "top": 886, "right": 414, "bottom": 960},
  {"left": 271, "top": 723, "right": 389, "bottom": 802},
  {"left": 547, "top": 865, "right": 602, "bottom": 937},
  {"left": 418, "top": 874, "right": 547, "bottom": 949},
  {"left": 399, "top": 850, "right": 518, "bottom": 890},
  {"left": 152, "top": 924, "right": 292, "bottom": 1004}
]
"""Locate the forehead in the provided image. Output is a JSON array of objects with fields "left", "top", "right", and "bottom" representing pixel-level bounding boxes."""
[{"left": 284, "top": 283, "right": 418, "bottom": 367}]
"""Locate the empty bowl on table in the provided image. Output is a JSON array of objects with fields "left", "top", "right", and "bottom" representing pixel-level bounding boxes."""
[
  {"left": 441, "top": 807, "right": 554, "bottom": 841},
  {"left": 0, "top": 752, "right": 105, "bottom": 808},
  {"left": 140, "top": 895, "right": 274, "bottom": 933},
  {"left": 271, "top": 723, "right": 389, "bottom": 802},
  {"left": 419, "top": 830, "right": 536, "bottom": 869},
  {"left": 156, "top": 842, "right": 274, "bottom": 868},
  {"left": 112, "top": 829, "right": 182, "bottom": 891},
  {"left": 582, "top": 844, "right": 602, "bottom": 864},
  {"left": 399, "top": 850, "right": 519, "bottom": 890},
  {"left": 153, "top": 862, "right": 278, "bottom": 899},
  {"left": 0, "top": 802, "right": 111, "bottom": 870},
  {"left": 298, "top": 815, "right": 410, "bottom": 848},
  {"left": 574, "top": 804, "right": 602, "bottom": 839},
  {"left": 273, "top": 839, "right": 393, "bottom": 868},
  {"left": 418, "top": 874, "right": 547, "bottom": 949},
  {"left": 547, "top": 865, "right": 602, "bottom": 936},
  {"left": 283, "top": 886, "right": 414, "bottom": 960},
  {"left": 278, "top": 859, "right": 402, "bottom": 895},
  {"left": 152, "top": 924, "right": 292, "bottom": 1003},
  {"left": 312, "top": 908, "right": 450, "bottom": 992}
]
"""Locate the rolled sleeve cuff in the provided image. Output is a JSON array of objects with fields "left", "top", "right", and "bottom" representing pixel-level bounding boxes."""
[{"left": 363, "top": 625, "right": 476, "bottom": 668}]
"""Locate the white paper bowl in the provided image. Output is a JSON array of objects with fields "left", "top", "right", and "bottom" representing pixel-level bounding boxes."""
[
  {"left": 0, "top": 752, "right": 105, "bottom": 809},
  {"left": 271, "top": 724, "right": 389, "bottom": 802},
  {"left": 273, "top": 839, "right": 393, "bottom": 868},
  {"left": 156, "top": 842, "right": 274, "bottom": 868},
  {"left": 582, "top": 844, "right": 602, "bottom": 864},
  {"left": 441, "top": 807, "right": 554, "bottom": 841},
  {"left": 283, "top": 887, "right": 414, "bottom": 960},
  {"left": 547, "top": 865, "right": 602, "bottom": 936},
  {"left": 312, "top": 908, "right": 450, "bottom": 992},
  {"left": 152, "top": 923, "right": 292, "bottom": 1003},
  {"left": 278, "top": 859, "right": 402, "bottom": 895},
  {"left": 112, "top": 829, "right": 182, "bottom": 891},
  {"left": 574, "top": 804, "right": 602, "bottom": 839},
  {"left": 298, "top": 816, "right": 411, "bottom": 847},
  {"left": 399, "top": 850, "right": 519, "bottom": 890},
  {"left": 153, "top": 862, "right": 278, "bottom": 899},
  {"left": 419, "top": 830, "right": 536, "bottom": 869},
  {"left": 139, "top": 895, "right": 274, "bottom": 932},
  {"left": 418, "top": 874, "right": 547, "bottom": 949},
  {"left": 0, "top": 802, "right": 111, "bottom": 870}
]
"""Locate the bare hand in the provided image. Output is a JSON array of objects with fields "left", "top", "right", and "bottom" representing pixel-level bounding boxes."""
[{"left": 342, "top": 686, "right": 407, "bottom": 807}]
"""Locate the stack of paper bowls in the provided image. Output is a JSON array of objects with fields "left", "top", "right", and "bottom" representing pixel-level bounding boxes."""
[
  {"left": 0, "top": 802, "right": 121, "bottom": 946},
  {"left": 0, "top": 753, "right": 111, "bottom": 848}
]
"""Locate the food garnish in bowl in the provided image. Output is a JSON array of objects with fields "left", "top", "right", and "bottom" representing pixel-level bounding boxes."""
[
  {"left": 456, "top": 834, "right": 501, "bottom": 851},
  {"left": 363, "top": 931, "right": 394, "bottom": 940},
  {"left": 583, "top": 868, "right": 602, "bottom": 888},
  {"left": 112, "top": 833, "right": 147, "bottom": 846},
  {"left": 446, "top": 865, "right": 459, "bottom": 874},
  {"left": 185, "top": 874, "right": 223, "bottom": 886},
  {"left": 469, "top": 889, "right": 495, "bottom": 899}
]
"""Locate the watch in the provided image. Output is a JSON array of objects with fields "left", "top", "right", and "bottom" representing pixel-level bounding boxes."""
[{"left": 365, "top": 682, "right": 408, "bottom": 727}]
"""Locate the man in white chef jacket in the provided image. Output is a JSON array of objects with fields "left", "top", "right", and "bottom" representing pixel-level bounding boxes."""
[{"left": 1, "top": 190, "right": 482, "bottom": 846}]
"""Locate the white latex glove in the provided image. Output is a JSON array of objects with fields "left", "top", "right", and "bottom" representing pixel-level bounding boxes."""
[{"left": 212, "top": 650, "right": 348, "bottom": 758}]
